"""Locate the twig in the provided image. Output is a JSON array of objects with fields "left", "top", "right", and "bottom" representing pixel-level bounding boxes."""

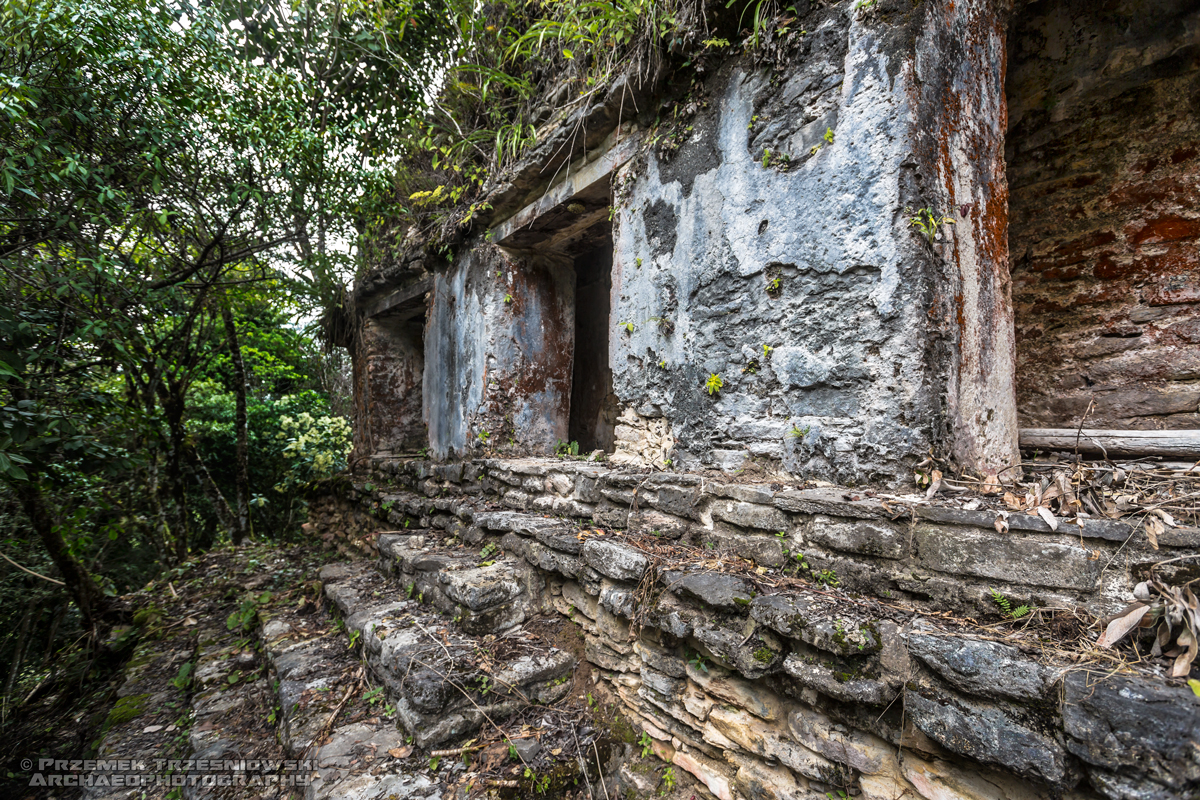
[
  {"left": 591, "top": 737, "right": 611, "bottom": 800},
  {"left": 0, "top": 551, "right": 64, "bottom": 585},
  {"left": 572, "top": 724, "right": 595, "bottom": 800},
  {"left": 306, "top": 667, "right": 364, "bottom": 756}
]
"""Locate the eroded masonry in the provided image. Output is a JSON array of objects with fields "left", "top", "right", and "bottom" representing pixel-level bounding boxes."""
[{"left": 320, "top": 2, "right": 1200, "bottom": 799}]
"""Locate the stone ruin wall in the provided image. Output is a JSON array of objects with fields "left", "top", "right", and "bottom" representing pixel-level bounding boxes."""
[
  {"left": 1007, "top": 0, "right": 1200, "bottom": 430},
  {"left": 308, "top": 456, "right": 1200, "bottom": 800},
  {"left": 332, "top": 4, "right": 1200, "bottom": 796}
]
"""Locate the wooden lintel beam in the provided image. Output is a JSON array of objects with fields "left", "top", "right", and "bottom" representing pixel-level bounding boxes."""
[
  {"left": 365, "top": 277, "right": 432, "bottom": 319},
  {"left": 1019, "top": 428, "right": 1200, "bottom": 459}
]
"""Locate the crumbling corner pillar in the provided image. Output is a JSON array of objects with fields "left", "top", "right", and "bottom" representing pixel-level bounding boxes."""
[{"left": 911, "top": 0, "right": 1020, "bottom": 479}]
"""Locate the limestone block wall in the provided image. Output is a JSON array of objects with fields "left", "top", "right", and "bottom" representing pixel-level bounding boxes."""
[
  {"left": 310, "top": 457, "right": 1200, "bottom": 800},
  {"left": 1007, "top": 0, "right": 1200, "bottom": 429}
]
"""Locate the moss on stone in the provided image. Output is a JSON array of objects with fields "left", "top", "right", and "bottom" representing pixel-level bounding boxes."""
[
  {"left": 753, "top": 647, "right": 775, "bottom": 663},
  {"left": 105, "top": 693, "right": 149, "bottom": 730}
]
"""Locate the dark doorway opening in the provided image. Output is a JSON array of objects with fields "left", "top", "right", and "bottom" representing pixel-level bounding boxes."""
[
  {"left": 365, "top": 296, "right": 427, "bottom": 455},
  {"left": 568, "top": 241, "right": 615, "bottom": 453}
]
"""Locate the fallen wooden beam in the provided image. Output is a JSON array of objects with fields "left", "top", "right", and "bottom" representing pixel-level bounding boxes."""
[{"left": 1019, "top": 428, "right": 1200, "bottom": 459}]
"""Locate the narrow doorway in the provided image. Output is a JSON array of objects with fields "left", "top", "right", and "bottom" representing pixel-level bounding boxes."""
[{"left": 568, "top": 241, "right": 615, "bottom": 453}]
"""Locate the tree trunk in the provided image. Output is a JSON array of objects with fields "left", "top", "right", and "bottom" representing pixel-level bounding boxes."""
[
  {"left": 221, "top": 303, "right": 252, "bottom": 544},
  {"left": 40, "top": 600, "right": 66, "bottom": 669},
  {"left": 15, "top": 482, "right": 108, "bottom": 631},
  {"left": 185, "top": 444, "right": 238, "bottom": 540},
  {"left": 162, "top": 381, "right": 191, "bottom": 564},
  {"left": 3, "top": 597, "right": 36, "bottom": 719}
]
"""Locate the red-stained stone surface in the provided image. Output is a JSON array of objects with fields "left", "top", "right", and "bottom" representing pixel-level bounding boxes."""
[
  {"left": 1007, "top": 0, "right": 1200, "bottom": 429},
  {"left": 913, "top": 0, "right": 1020, "bottom": 476},
  {"left": 352, "top": 312, "right": 429, "bottom": 458}
]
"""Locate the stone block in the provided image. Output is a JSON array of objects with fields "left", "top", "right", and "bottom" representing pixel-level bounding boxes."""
[
  {"left": 915, "top": 504, "right": 1135, "bottom": 544},
  {"left": 501, "top": 489, "right": 529, "bottom": 509},
  {"left": 574, "top": 474, "right": 601, "bottom": 503},
  {"left": 1062, "top": 671, "right": 1200, "bottom": 793},
  {"left": 582, "top": 538, "right": 649, "bottom": 581},
  {"left": 545, "top": 472, "right": 573, "bottom": 495},
  {"left": 908, "top": 633, "right": 1050, "bottom": 702},
  {"left": 628, "top": 508, "right": 691, "bottom": 539},
  {"left": 432, "top": 463, "right": 463, "bottom": 483},
  {"left": 915, "top": 525, "right": 1102, "bottom": 590},
  {"left": 599, "top": 580, "right": 635, "bottom": 618},
  {"left": 706, "top": 704, "right": 836, "bottom": 782},
  {"left": 439, "top": 563, "right": 523, "bottom": 610},
  {"left": 712, "top": 482, "right": 776, "bottom": 505},
  {"left": 711, "top": 499, "right": 789, "bottom": 531},
  {"left": 905, "top": 689, "right": 1072, "bottom": 786},
  {"left": 729, "top": 751, "right": 806, "bottom": 800},
  {"left": 782, "top": 654, "right": 891, "bottom": 705},
  {"left": 672, "top": 747, "right": 736, "bottom": 800},
  {"left": 591, "top": 499, "right": 629, "bottom": 529},
  {"left": 810, "top": 515, "right": 907, "bottom": 559},
  {"left": 650, "top": 485, "right": 702, "bottom": 520},
  {"left": 662, "top": 570, "right": 755, "bottom": 612},
  {"left": 708, "top": 526, "right": 786, "bottom": 567},
  {"left": 634, "top": 639, "right": 688, "bottom": 678},
  {"left": 787, "top": 706, "right": 898, "bottom": 776},
  {"left": 774, "top": 488, "right": 889, "bottom": 519},
  {"left": 523, "top": 540, "right": 582, "bottom": 578},
  {"left": 686, "top": 662, "right": 784, "bottom": 721},
  {"left": 749, "top": 593, "right": 818, "bottom": 639},
  {"left": 693, "top": 619, "right": 783, "bottom": 679}
]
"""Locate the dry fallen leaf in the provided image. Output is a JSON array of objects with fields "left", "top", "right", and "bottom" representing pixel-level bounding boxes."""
[
  {"left": 925, "top": 469, "right": 943, "bottom": 500},
  {"left": 1146, "top": 517, "right": 1163, "bottom": 550},
  {"left": 388, "top": 746, "right": 413, "bottom": 759},
  {"left": 1036, "top": 506, "right": 1058, "bottom": 531},
  {"left": 993, "top": 512, "right": 1009, "bottom": 534},
  {"left": 1096, "top": 603, "right": 1149, "bottom": 648}
]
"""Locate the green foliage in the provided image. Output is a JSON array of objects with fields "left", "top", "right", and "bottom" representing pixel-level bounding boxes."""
[
  {"left": 908, "top": 207, "right": 955, "bottom": 242},
  {"left": 638, "top": 731, "right": 654, "bottom": 758},
  {"left": 705, "top": 373, "right": 724, "bottom": 396},
  {"left": 988, "top": 588, "right": 1032, "bottom": 620},
  {"left": 555, "top": 440, "right": 580, "bottom": 457}
]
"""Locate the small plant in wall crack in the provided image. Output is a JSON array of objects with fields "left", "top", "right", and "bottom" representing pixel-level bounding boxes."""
[
  {"left": 789, "top": 423, "right": 810, "bottom": 439},
  {"left": 742, "top": 358, "right": 760, "bottom": 374},
  {"left": 989, "top": 588, "right": 1032, "bottom": 620},
  {"left": 908, "top": 206, "right": 955, "bottom": 242},
  {"left": 704, "top": 373, "right": 723, "bottom": 395}
]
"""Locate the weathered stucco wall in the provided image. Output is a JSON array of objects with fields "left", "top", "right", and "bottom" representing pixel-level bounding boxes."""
[
  {"left": 425, "top": 245, "right": 575, "bottom": 458},
  {"left": 611, "top": 13, "right": 940, "bottom": 484},
  {"left": 1008, "top": 0, "right": 1200, "bottom": 429}
]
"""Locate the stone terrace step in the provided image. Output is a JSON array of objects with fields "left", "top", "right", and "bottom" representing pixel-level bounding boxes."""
[
  {"left": 259, "top": 572, "right": 438, "bottom": 800},
  {"left": 374, "top": 532, "right": 532, "bottom": 634},
  {"left": 320, "top": 561, "right": 575, "bottom": 748}
]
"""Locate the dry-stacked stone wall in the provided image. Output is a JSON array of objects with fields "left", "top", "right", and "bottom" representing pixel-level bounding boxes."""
[{"left": 310, "top": 458, "right": 1200, "bottom": 800}]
